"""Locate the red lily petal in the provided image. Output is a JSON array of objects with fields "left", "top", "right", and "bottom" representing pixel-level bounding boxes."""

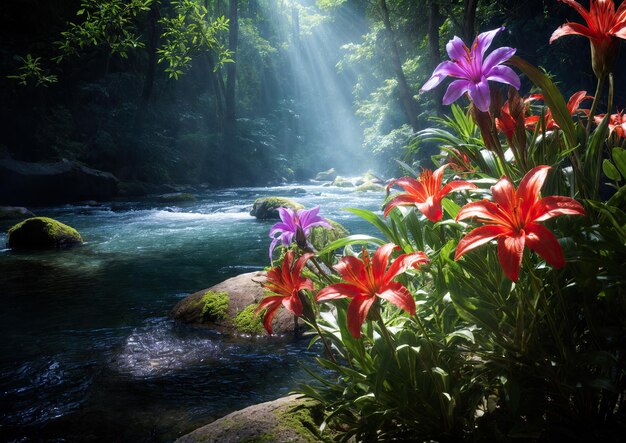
[
  {"left": 384, "top": 251, "right": 429, "bottom": 286},
  {"left": 282, "top": 292, "right": 303, "bottom": 317},
  {"left": 518, "top": 166, "right": 551, "bottom": 215},
  {"left": 440, "top": 180, "right": 477, "bottom": 197},
  {"left": 383, "top": 194, "right": 421, "bottom": 217},
  {"left": 525, "top": 223, "right": 565, "bottom": 270},
  {"left": 497, "top": 233, "right": 526, "bottom": 282},
  {"left": 347, "top": 295, "right": 376, "bottom": 338},
  {"left": 416, "top": 198, "right": 443, "bottom": 222},
  {"left": 567, "top": 90, "right": 592, "bottom": 114},
  {"left": 533, "top": 196, "right": 586, "bottom": 222},
  {"left": 386, "top": 177, "right": 428, "bottom": 200},
  {"left": 377, "top": 281, "right": 416, "bottom": 316},
  {"left": 315, "top": 283, "right": 363, "bottom": 301},
  {"left": 456, "top": 200, "right": 502, "bottom": 223},
  {"left": 256, "top": 295, "right": 283, "bottom": 313},
  {"left": 292, "top": 253, "right": 314, "bottom": 282},
  {"left": 491, "top": 176, "right": 517, "bottom": 213},
  {"left": 372, "top": 243, "right": 397, "bottom": 283},
  {"left": 455, "top": 225, "right": 510, "bottom": 260},
  {"left": 335, "top": 256, "right": 366, "bottom": 288},
  {"left": 550, "top": 22, "right": 596, "bottom": 43},
  {"left": 432, "top": 164, "right": 449, "bottom": 190},
  {"left": 257, "top": 297, "right": 282, "bottom": 335}
]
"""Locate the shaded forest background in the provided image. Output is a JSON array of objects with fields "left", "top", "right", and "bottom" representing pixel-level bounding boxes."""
[{"left": 1, "top": 0, "right": 624, "bottom": 187}]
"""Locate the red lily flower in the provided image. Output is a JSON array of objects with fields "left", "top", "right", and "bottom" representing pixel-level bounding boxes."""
[
  {"left": 550, "top": 0, "right": 626, "bottom": 78},
  {"left": 454, "top": 166, "right": 586, "bottom": 282},
  {"left": 316, "top": 243, "right": 429, "bottom": 338},
  {"left": 256, "top": 251, "right": 314, "bottom": 334},
  {"left": 594, "top": 110, "right": 626, "bottom": 137},
  {"left": 385, "top": 164, "right": 477, "bottom": 222},
  {"left": 525, "top": 91, "right": 592, "bottom": 131}
]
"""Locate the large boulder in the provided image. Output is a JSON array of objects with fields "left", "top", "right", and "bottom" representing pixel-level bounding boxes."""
[
  {"left": 171, "top": 271, "right": 301, "bottom": 336},
  {"left": 175, "top": 395, "right": 326, "bottom": 443},
  {"left": 0, "top": 158, "right": 118, "bottom": 205},
  {"left": 0, "top": 206, "right": 35, "bottom": 221},
  {"left": 331, "top": 176, "right": 355, "bottom": 188},
  {"left": 250, "top": 197, "right": 304, "bottom": 220},
  {"left": 315, "top": 168, "right": 337, "bottom": 181},
  {"left": 355, "top": 181, "right": 385, "bottom": 192},
  {"left": 309, "top": 219, "right": 349, "bottom": 251},
  {"left": 7, "top": 217, "right": 83, "bottom": 249},
  {"left": 156, "top": 192, "right": 197, "bottom": 203}
]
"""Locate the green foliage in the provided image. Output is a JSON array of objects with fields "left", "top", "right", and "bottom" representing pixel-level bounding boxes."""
[
  {"left": 157, "top": 0, "right": 231, "bottom": 79},
  {"left": 54, "top": 0, "right": 153, "bottom": 63},
  {"left": 7, "top": 54, "right": 58, "bottom": 86}
]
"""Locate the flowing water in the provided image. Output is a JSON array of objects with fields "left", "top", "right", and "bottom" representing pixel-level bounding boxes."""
[{"left": 0, "top": 183, "right": 384, "bottom": 442}]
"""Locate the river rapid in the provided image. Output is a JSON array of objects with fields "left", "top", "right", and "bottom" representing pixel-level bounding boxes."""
[{"left": 0, "top": 183, "right": 383, "bottom": 442}]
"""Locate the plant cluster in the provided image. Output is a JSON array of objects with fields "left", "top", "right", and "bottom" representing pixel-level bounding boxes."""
[{"left": 256, "top": 1, "right": 626, "bottom": 441}]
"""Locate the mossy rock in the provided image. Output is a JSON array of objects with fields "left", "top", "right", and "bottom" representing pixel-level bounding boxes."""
[
  {"left": 175, "top": 395, "right": 330, "bottom": 443},
  {"left": 314, "top": 168, "right": 337, "bottom": 181},
  {"left": 0, "top": 206, "right": 35, "bottom": 221},
  {"left": 171, "top": 272, "right": 301, "bottom": 336},
  {"left": 157, "top": 192, "right": 197, "bottom": 203},
  {"left": 249, "top": 197, "right": 304, "bottom": 220},
  {"left": 331, "top": 176, "right": 354, "bottom": 188},
  {"left": 309, "top": 219, "right": 349, "bottom": 251},
  {"left": 7, "top": 217, "right": 83, "bottom": 249},
  {"left": 355, "top": 181, "right": 385, "bottom": 192}
]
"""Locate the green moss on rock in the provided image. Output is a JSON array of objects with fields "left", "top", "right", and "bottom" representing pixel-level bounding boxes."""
[
  {"left": 7, "top": 217, "right": 83, "bottom": 249},
  {"left": 198, "top": 291, "right": 229, "bottom": 321},
  {"left": 273, "top": 399, "right": 330, "bottom": 442},
  {"left": 331, "top": 176, "right": 354, "bottom": 187},
  {"left": 309, "top": 219, "right": 349, "bottom": 251},
  {"left": 234, "top": 305, "right": 265, "bottom": 335},
  {"left": 249, "top": 197, "right": 304, "bottom": 220},
  {"left": 157, "top": 192, "right": 196, "bottom": 203}
]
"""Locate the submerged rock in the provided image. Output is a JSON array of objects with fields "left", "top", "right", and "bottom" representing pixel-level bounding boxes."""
[
  {"left": 0, "top": 206, "right": 35, "bottom": 221},
  {"left": 170, "top": 271, "right": 301, "bottom": 336},
  {"left": 0, "top": 158, "right": 118, "bottom": 205},
  {"left": 175, "top": 395, "right": 326, "bottom": 443},
  {"left": 7, "top": 217, "right": 83, "bottom": 249},
  {"left": 156, "top": 192, "right": 197, "bottom": 203},
  {"left": 355, "top": 181, "right": 385, "bottom": 192},
  {"left": 314, "top": 168, "right": 337, "bottom": 182},
  {"left": 250, "top": 197, "right": 303, "bottom": 220}
]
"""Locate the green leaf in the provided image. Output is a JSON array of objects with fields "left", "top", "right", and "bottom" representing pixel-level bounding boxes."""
[
  {"left": 317, "top": 234, "right": 385, "bottom": 256},
  {"left": 603, "top": 159, "right": 621, "bottom": 181},
  {"left": 508, "top": 56, "right": 576, "bottom": 148},
  {"left": 344, "top": 207, "right": 396, "bottom": 243},
  {"left": 613, "top": 147, "right": 626, "bottom": 178}
]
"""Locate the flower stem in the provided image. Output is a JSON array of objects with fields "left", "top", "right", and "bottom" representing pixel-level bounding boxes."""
[
  {"left": 586, "top": 75, "right": 605, "bottom": 135},
  {"left": 594, "top": 73, "right": 613, "bottom": 199}
]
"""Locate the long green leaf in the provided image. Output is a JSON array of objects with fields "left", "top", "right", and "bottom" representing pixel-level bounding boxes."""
[
  {"left": 508, "top": 56, "right": 576, "bottom": 148},
  {"left": 317, "top": 234, "right": 385, "bottom": 256}
]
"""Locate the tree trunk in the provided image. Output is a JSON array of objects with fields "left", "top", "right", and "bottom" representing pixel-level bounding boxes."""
[
  {"left": 205, "top": 53, "right": 225, "bottom": 130},
  {"left": 379, "top": 0, "right": 419, "bottom": 132},
  {"left": 427, "top": 0, "right": 444, "bottom": 114},
  {"left": 462, "top": 0, "right": 479, "bottom": 44},
  {"left": 223, "top": 0, "right": 238, "bottom": 182},
  {"left": 134, "top": 2, "right": 159, "bottom": 133}
]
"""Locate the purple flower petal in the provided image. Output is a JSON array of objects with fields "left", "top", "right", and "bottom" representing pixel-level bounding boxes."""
[
  {"left": 269, "top": 237, "right": 281, "bottom": 262},
  {"left": 442, "top": 79, "right": 471, "bottom": 105},
  {"left": 486, "top": 65, "right": 521, "bottom": 89},
  {"left": 422, "top": 61, "right": 466, "bottom": 91},
  {"left": 446, "top": 36, "right": 468, "bottom": 61},
  {"left": 468, "top": 78, "right": 491, "bottom": 112},
  {"left": 280, "top": 231, "right": 294, "bottom": 248},
  {"left": 475, "top": 27, "right": 505, "bottom": 61},
  {"left": 482, "top": 46, "right": 516, "bottom": 73}
]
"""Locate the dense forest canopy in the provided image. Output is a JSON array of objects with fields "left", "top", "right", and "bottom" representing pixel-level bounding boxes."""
[{"left": 2, "top": 0, "right": 623, "bottom": 186}]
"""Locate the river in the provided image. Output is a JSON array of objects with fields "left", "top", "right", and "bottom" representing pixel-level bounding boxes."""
[{"left": 0, "top": 183, "right": 383, "bottom": 442}]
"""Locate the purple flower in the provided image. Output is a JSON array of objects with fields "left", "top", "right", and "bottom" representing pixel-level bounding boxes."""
[
  {"left": 421, "top": 27, "right": 520, "bottom": 112},
  {"left": 269, "top": 206, "right": 332, "bottom": 262}
]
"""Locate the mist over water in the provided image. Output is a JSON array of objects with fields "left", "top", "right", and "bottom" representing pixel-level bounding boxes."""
[{"left": 0, "top": 184, "right": 383, "bottom": 441}]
